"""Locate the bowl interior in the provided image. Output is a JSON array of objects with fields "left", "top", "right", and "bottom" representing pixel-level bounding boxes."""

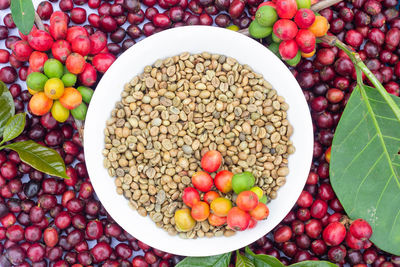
[{"left": 84, "top": 26, "right": 313, "bottom": 257}]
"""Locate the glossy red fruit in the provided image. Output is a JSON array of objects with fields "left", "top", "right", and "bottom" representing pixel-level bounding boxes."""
[
  {"left": 227, "top": 207, "right": 250, "bottom": 231},
  {"left": 4, "top": 13, "right": 16, "bottom": 29},
  {"left": 0, "top": 49, "right": 9, "bottom": 63},
  {"left": 199, "top": 13, "right": 213, "bottom": 25},
  {"left": 78, "top": 63, "right": 97, "bottom": 87},
  {"left": 6, "top": 225, "right": 24, "bottom": 242},
  {"left": 50, "top": 11, "right": 69, "bottom": 24},
  {"left": 78, "top": 182, "right": 93, "bottom": 199},
  {"left": 142, "top": 22, "right": 156, "bottom": 36},
  {"left": 91, "top": 242, "right": 112, "bottom": 263},
  {"left": 12, "top": 40, "right": 33, "bottom": 62},
  {"left": 153, "top": 14, "right": 171, "bottom": 28},
  {"left": 182, "top": 187, "right": 200, "bottom": 208},
  {"left": 88, "top": 13, "right": 101, "bottom": 28},
  {"left": 66, "top": 53, "right": 86, "bottom": 74},
  {"left": 326, "top": 88, "right": 344, "bottom": 103},
  {"left": 51, "top": 40, "right": 71, "bottom": 63},
  {"left": 274, "top": 225, "right": 293, "bottom": 243},
  {"left": 99, "top": 15, "right": 117, "bottom": 32},
  {"left": 0, "top": 0, "right": 10, "bottom": 10},
  {"left": 71, "top": 35, "right": 91, "bottom": 56},
  {"left": 345, "top": 231, "right": 364, "bottom": 250},
  {"left": 279, "top": 39, "right": 298, "bottom": 60},
  {"left": 316, "top": 48, "right": 335, "bottom": 66},
  {"left": 27, "top": 243, "right": 45, "bottom": 262},
  {"left": 43, "top": 227, "right": 58, "bottom": 247},
  {"left": 349, "top": 219, "right": 373, "bottom": 240},
  {"left": 214, "top": 170, "right": 233, "bottom": 193},
  {"left": 305, "top": 219, "right": 323, "bottom": 239},
  {"left": 128, "top": 10, "right": 145, "bottom": 25},
  {"left": 1, "top": 213, "right": 16, "bottom": 227},
  {"left": 295, "top": 29, "right": 316, "bottom": 53},
  {"left": 201, "top": 150, "right": 222, "bottom": 173},
  {"left": 345, "top": 29, "right": 364, "bottom": 47},
  {"left": 28, "top": 30, "right": 53, "bottom": 52},
  {"left": 192, "top": 171, "right": 213, "bottom": 192},
  {"left": 296, "top": 190, "right": 313, "bottom": 208},
  {"left": 5, "top": 36, "right": 21, "bottom": 51},
  {"left": 0, "top": 66, "right": 17, "bottom": 84},
  {"left": 229, "top": 0, "right": 245, "bottom": 19},
  {"left": 18, "top": 68, "right": 28, "bottom": 83},
  {"left": 204, "top": 191, "right": 219, "bottom": 204},
  {"left": 322, "top": 222, "right": 346, "bottom": 246},
  {"left": 49, "top": 20, "right": 67, "bottom": 41},
  {"left": 276, "top": 0, "right": 298, "bottom": 19},
  {"left": 236, "top": 191, "right": 258, "bottom": 211},
  {"left": 67, "top": 26, "right": 88, "bottom": 43},
  {"left": 71, "top": 7, "right": 87, "bottom": 24},
  {"left": 386, "top": 28, "right": 400, "bottom": 48},
  {"left": 92, "top": 53, "right": 116, "bottom": 73},
  {"left": 385, "top": 81, "right": 400, "bottom": 96},
  {"left": 273, "top": 19, "right": 298, "bottom": 40},
  {"left": 311, "top": 239, "right": 327, "bottom": 255},
  {"left": 116, "top": 243, "right": 132, "bottom": 260},
  {"left": 89, "top": 31, "right": 107, "bottom": 55},
  {"left": 249, "top": 202, "right": 268, "bottom": 221},
  {"left": 1, "top": 161, "right": 17, "bottom": 179},
  {"left": 86, "top": 220, "right": 103, "bottom": 240},
  {"left": 145, "top": 7, "right": 159, "bottom": 20},
  {"left": 328, "top": 245, "right": 347, "bottom": 263},
  {"left": 291, "top": 220, "right": 305, "bottom": 235},
  {"left": 5, "top": 244, "right": 27, "bottom": 265},
  {"left": 310, "top": 199, "right": 328, "bottom": 218},
  {"left": 294, "top": 8, "right": 315, "bottom": 28},
  {"left": 247, "top": 217, "right": 258, "bottom": 229}
]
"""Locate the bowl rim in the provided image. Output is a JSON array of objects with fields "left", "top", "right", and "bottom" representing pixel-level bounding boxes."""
[{"left": 84, "top": 25, "right": 313, "bottom": 257}]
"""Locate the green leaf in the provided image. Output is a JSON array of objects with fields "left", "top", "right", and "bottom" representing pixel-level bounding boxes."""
[
  {"left": 0, "top": 83, "right": 15, "bottom": 137},
  {"left": 176, "top": 252, "right": 232, "bottom": 267},
  {"left": 244, "top": 246, "right": 256, "bottom": 261},
  {"left": 330, "top": 84, "right": 400, "bottom": 256},
  {"left": 2, "top": 140, "right": 69, "bottom": 179},
  {"left": 252, "top": 255, "right": 284, "bottom": 267},
  {"left": 10, "top": 0, "right": 35, "bottom": 35},
  {"left": 244, "top": 247, "right": 337, "bottom": 267},
  {"left": 244, "top": 248, "right": 283, "bottom": 267},
  {"left": 1, "top": 113, "right": 26, "bottom": 145},
  {"left": 236, "top": 251, "right": 255, "bottom": 267},
  {"left": 0, "top": 80, "right": 5, "bottom": 95},
  {"left": 290, "top": 261, "right": 338, "bottom": 267}
]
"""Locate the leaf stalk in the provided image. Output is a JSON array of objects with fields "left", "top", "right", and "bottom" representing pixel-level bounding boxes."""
[{"left": 318, "top": 35, "right": 400, "bottom": 123}]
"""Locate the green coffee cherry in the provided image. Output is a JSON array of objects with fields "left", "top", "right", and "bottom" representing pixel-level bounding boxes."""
[
  {"left": 26, "top": 72, "right": 48, "bottom": 91},
  {"left": 249, "top": 20, "right": 272, "bottom": 39},
  {"left": 44, "top": 59, "right": 64, "bottom": 78},
  {"left": 71, "top": 102, "right": 88, "bottom": 121},
  {"left": 255, "top": 6, "right": 278, "bottom": 27},
  {"left": 62, "top": 73, "right": 77, "bottom": 87},
  {"left": 77, "top": 86, "right": 94, "bottom": 104}
]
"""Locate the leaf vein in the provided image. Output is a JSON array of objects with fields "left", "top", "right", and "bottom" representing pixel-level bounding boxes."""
[
  {"left": 367, "top": 96, "right": 386, "bottom": 104},
  {"left": 375, "top": 115, "right": 399, "bottom": 121},
  {"left": 335, "top": 112, "right": 368, "bottom": 147},
  {"left": 374, "top": 174, "right": 394, "bottom": 229},
  {"left": 360, "top": 86, "right": 400, "bottom": 189},
  {"left": 382, "top": 135, "right": 400, "bottom": 141},
  {"left": 6, "top": 142, "right": 63, "bottom": 175},
  {"left": 349, "top": 152, "right": 384, "bottom": 216},
  {"left": 336, "top": 133, "right": 378, "bottom": 180},
  {"left": 389, "top": 207, "right": 400, "bottom": 237}
]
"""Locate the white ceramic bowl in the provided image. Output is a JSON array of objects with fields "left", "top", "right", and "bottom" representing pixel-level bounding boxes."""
[{"left": 84, "top": 26, "right": 313, "bottom": 257}]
